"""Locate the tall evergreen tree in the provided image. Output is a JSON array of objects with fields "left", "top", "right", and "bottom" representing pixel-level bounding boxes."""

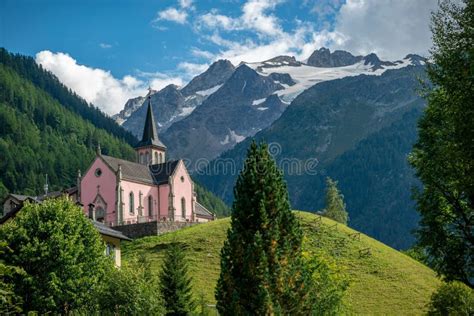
[
  {"left": 323, "top": 177, "right": 349, "bottom": 225},
  {"left": 159, "top": 242, "right": 196, "bottom": 315},
  {"left": 215, "top": 141, "right": 314, "bottom": 314},
  {"left": 409, "top": 0, "right": 474, "bottom": 287}
]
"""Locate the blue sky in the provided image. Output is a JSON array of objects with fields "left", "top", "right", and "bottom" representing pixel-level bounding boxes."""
[{"left": 0, "top": 0, "right": 438, "bottom": 114}]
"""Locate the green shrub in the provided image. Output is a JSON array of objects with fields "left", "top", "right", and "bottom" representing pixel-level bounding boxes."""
[{"left": 427, "top": 281, "right": 474, "bottom": 315}]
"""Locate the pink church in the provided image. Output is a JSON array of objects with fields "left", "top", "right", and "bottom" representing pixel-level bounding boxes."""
[{"left": 78, "top": 96, "right": 214, "bottom": 226}]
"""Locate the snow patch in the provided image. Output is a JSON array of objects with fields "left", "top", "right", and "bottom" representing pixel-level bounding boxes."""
[
  {"left": 220, "top": 130, "right": 246, "bottom": 145},
  {"left": 257, "top": 107, "right": 268, "bottom": 111},
  {"left": 195, "top": 84, "right": 222, "bottom": 96},
  {"left": 178, "top": 106, "right": 196, "bottom": 117},
  {"left": 252, "top": 98, "right": 266, "bottom": 106}
]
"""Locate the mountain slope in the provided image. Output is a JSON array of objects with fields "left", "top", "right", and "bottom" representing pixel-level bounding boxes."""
[
  {"left": 123, "top": 212, "right": 441, "bottom": 315},
  {"left": 0, "top": 48, "right": 137, "bottom": 145},
  {"left": 161, "top": 64, "right": 287, "bottom": 162},
  {"left": 197, "top": 66, "right": 427, "bottom": 249}
]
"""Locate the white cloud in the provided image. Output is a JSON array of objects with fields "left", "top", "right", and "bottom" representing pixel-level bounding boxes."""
[
  {"left": 329, "top": 0, "right": 438, "bottom": 59},
  {"left": 35, "top": 51, "right": 184, "bottom": 115},
  {"left": 155, "top": 7, "right": 188, "bottom": 24},
  {"left": 194, "top": 0, "right": 437, "bottom": 64},
  {"left": 179, "top": 0, "right": 193, "bottom": 9},
  {"left": 99, "top": 43, "right": 112, "bottom": 49},
  {"left": 178, "top": 62, "right": 209, "bottom": 77},
  {"left": 197, "top": 0, "right": 284, "bottom": 37}
]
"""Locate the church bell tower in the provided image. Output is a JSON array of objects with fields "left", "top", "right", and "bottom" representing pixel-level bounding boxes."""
[{"left": 134, "top": 89, "right": 167, "bottom": 165}]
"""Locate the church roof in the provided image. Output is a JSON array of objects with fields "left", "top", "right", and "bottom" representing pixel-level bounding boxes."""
[
  {"left": 134, "top": 96, "right": 166, "bottom": 150},
  {"left": 194, "top": 201, "right": 214, "bottom": 219},
  {"left": 101, "top": 155, "right": 180, "bottom": 185}
]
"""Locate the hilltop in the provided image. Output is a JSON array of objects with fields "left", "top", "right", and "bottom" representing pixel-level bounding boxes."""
[{"left": 123, "top": 211, "right": 441, "bottom": 315}]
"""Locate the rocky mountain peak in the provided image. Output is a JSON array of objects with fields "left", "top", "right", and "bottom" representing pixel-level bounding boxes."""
[
  {"left": 404, "top": 54, "right": 427, "bottom": 66},
  {"left": 307, "top": 47, "right": 362, "bottom": 67},
  {"left": 363, "top": 53, "right": 396, "bottom": 70},
  {"left": 180, "top": 59, "right": 235, "bottom": 97}
]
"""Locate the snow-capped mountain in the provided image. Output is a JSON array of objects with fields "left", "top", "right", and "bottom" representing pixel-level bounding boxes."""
[
  {"left": 117, "top": 60, "right": 235, "bottom": 137},
  {"left": 114, "top": 48, "right": 426, "bottom": 162}
]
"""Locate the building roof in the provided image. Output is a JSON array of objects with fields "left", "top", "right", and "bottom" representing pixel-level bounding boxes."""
[
  {"left": 150, "top": 160, "right": 180, "bottom": 184},
  {"left": 134, "top": 97, "right": 166, "bottom": 150},
  {"left": 194, "top": 201, "right": 214, "bottom": 219},
  {"left": 101, "top": 155, "right": 180, "bottom": 185},
  {"left": 92, "top": 221, "right": 132, "bottom": 241}
]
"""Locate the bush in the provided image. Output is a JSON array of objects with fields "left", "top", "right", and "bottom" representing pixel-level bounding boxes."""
[
  {"left": 94, "top": 256, "right": 164, "bottom": 315},
  {"left": 427, "top": 281, "right": 474, "bottom": 315},
  {"left": 0, "top": 198, "right": 108, "bottom": 314}
]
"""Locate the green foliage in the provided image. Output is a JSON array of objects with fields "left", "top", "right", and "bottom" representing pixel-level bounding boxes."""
[
  {"left": 0, "top": 54, "right": 135, "bottom": 196},
  {"left": 323, "top": 177, "right": 349, "bottom": 225},
  {"left": 0, "top": 198, "right": 108, "bottom": 314},
  {"left": 303, "top": 249, "right": 349, "bottom": 315},
  {"left": 194, "top": 181, "right": 230, "bottom": 217},
  {"left": 409, "top": 0, "right": 474, "bottom": 287},
  {"left": 427, "top": 281, "right": 474, "bottom": 316},
  {"left": 215, "top": 142, "right": 317, "bottom": 314},
  {"left": 159, "top": 242, "right": 196, "bottom": 315},
  {"left": 123, "top": 212, "right": 441, "bottom": 315},
  {"left": 0, "top": 242, "right": 24, "bottom": 315},
  {"left": 92, "top": 256, "right": 164, "bottom": 315}
]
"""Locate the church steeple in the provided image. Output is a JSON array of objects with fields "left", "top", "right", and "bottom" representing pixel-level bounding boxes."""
[{"left": 134, "top": 88, "right": 167, "bottom": 165}]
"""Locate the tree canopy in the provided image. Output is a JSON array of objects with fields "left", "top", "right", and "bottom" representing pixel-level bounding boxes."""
[
  {"left": 0, "top": 198, "right": 108, "bottom": 313},
  {"left": 409, "top": 0, "right": 474, "bottom": 287}
]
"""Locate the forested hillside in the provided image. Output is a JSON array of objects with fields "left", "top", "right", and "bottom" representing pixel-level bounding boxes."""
[
  {"left": 0, "top": 48, "right": 137, "bottom": 145},
  {"left": 0, "top": 62, "right": 136, "bottom": 197},
  {"left": 0, "top": 49, "right": 228, "bottom": 217}
]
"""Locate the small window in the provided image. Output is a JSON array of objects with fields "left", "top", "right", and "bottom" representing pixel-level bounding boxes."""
[
  {"left": 181, "top": 197, "right": 186, "bottom": 218},
  {"left": 154, "top": 152, "right": 159, "bottom": 164},
  {"left": 96, "top": 207, "right": 105, "bottom": 222},
  {"left": 95, "top": 168, "right": 102, "bottom": 177},
  {"left": 148, "top": 196, "right": 153, "bottom": 217},
  {"left": 106, "top": 243, "right": 115, "bottom": 258},
  {"left": 159, "top": 153, "right": 163, "bottom": 163},
  {"left": 145, "top": 151, "right": 150, "bottom": 164},
  {"left": 139, "top": 153, "right": 144, "bottom": 164},
  {"left": 129, "top": 192, "right": 134, "bottom": 214},
  {"left": 180, "top": 176, "right": 185, "bottom": 182}
]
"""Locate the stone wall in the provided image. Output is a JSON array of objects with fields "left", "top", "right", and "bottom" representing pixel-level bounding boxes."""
[{"left": 112, "top": 221, "right": 199, "bottom": 239}]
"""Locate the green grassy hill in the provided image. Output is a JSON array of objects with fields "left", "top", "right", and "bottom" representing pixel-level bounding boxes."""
[{"left": 123, "top": 212, "right": 441, "bottom": 315}]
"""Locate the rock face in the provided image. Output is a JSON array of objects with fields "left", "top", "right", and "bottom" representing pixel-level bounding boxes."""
[
  {"left": 307, "top": 47, "right": 362, "bottom": 67},
  {"left": 180, "top": 59, "right": 235, "bottom": 96},
  {"left": 363, "top": 53, "right": 396, "bottom": 70},
  {"left": 113, "top": 95, "right": 146, "bottom": 125},
  {"left": 161, "top": 65, "right": 287, "bottom": 163}
]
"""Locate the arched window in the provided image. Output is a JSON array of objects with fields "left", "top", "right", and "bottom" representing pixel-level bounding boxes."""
[
  {"left": 145, "top": 151, "right": 150, "bottom": 164},
  {"left": 129, "top": 192, "right": 134, "bottom": 214},
  {"left": 181, "top": 197, "right": 186, "bottom": 219},
  {"left": 148, "top": 196, "right": 153, "bottom": 217},
  {"left": 139, "top": 153, "right": 144, "bottom": 164},
  {"left": 154, "top": 152, "right": 159, "bottom": 164},
  {"left": 159, "top": 153, "right": 163, "bottom": 163}
]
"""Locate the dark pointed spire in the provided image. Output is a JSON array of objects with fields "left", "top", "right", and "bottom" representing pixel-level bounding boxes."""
[{"left": 135, "top": 90, "right": 166, "bottom": 149}]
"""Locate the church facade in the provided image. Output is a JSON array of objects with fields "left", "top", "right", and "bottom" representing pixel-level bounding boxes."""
[{"left": 79, "top": 96, "right": 214, "bottom": 226}]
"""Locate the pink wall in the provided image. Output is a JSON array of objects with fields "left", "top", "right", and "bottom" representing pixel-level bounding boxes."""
[
  {"left": 159, "top": 184, "right": 170, "bottom": 220},
  {"left": 171, "top": 161, "right": 194, "bottom": 222},
  {"left": 80, "top": 157, "right": 117, "bottom": 223},
  {"left": 120, "top": 180, "right": 159, "bottom": 223}
]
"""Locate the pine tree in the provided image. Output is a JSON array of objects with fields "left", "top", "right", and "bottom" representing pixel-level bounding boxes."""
[
  {"left": 409, "top": 0, "right": 474, "bottom": 287},
  {"left": 323, "top": 177, "right": 349, "bottom": 225},
  {"left": 215, "top": 141, "right": 314, "bottom": 314},
  {"left": 159, "top": 242, "right": 196, "bottom": 315}
]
